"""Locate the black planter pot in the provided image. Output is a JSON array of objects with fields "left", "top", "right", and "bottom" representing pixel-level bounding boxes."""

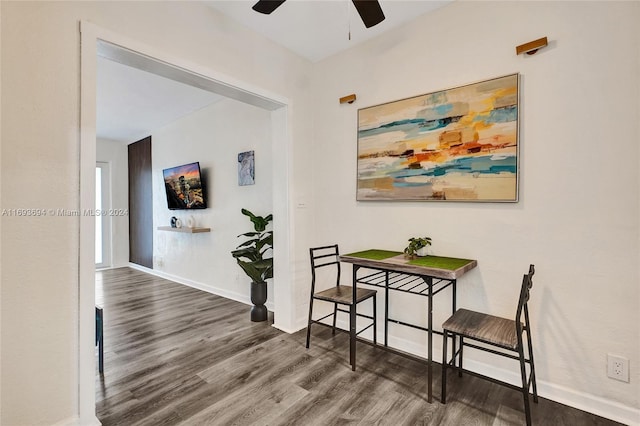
[{"left": 250, "top": 281, "right": 268, "bottom": 322}]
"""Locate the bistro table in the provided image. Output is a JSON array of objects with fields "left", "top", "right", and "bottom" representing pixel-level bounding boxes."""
[{"left": 340, "top": 249, "right": 477, "bottom": 403}]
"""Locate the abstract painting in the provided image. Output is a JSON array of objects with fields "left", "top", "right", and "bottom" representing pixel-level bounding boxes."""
[
  {"left": 238, "top": 151, "right": 255, "bottom": 186},
  {"left": 357, "top": 74, "right": 519, "bottom": 202}
]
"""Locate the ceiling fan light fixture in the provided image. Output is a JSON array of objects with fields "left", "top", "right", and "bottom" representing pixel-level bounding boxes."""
[
  {"left": 352, "top": 0, "right": 385, "bottom": 28},
  {"left": 251, "top": 0, "right": 385, "bottom": 29},
  {"left": 252, "top": 0, "right": 286, "bottom": 15}
]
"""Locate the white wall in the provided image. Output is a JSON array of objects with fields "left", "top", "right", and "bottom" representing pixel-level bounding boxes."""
[
  {"left": 310, "top": 1, "right": 639, "bottom": 422},
  {"left": 2, "top": 3, "right": 82, "bottom": 424},
  {"left": 96, "top": 138, "right": 129, "bottom": 268},
  {"left": 152, "top": 98, "right": 274, "bottom": 306},
  {"left": 0, "top": 2, "right": 313, "bottom": 425}
]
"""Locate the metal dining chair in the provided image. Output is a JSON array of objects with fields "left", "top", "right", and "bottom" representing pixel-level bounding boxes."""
[
  {"left": 305, "top": 244, "right": 377, "bottom": 370},
  {"left": 441, "top": 265, "right": 538, "bottom": 425}
]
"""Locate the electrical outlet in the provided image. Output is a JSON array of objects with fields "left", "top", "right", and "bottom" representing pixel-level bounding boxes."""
[{"left": 607, "top": 354, "right": 630, "bottom": 382}]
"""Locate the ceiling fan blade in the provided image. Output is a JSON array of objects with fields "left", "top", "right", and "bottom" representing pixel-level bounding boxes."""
[
  {"left": 252, "top": 0, "right": 286, "bottom": 15},
  {"left": 352, "top": 0, "right": 386, "bottom": 28}
]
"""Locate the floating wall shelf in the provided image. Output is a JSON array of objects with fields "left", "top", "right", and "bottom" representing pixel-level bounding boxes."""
[{"left": 157, "top": 226, "right": 211, "bottom": 234}]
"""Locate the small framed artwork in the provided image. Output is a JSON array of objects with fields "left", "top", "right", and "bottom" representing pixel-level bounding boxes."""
[
  {"left": 238, "top": 150, "right": 255, "bottom": 186},
  {"left": 357, "top": 74, "right": 519, "bottom": 202}
]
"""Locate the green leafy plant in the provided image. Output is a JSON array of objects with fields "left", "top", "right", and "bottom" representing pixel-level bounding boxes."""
[
  {"left": 404, "top": 236, "right": 432, "bottom": 258},
  {"left": 231, "top": 209, "right": 273, "bottom": 283}
]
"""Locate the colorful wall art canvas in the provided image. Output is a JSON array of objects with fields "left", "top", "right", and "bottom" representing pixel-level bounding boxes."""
[
  {"left": 357, "top": 74, "right": 519, "bottom": 202},
  {"left": 238, "top": 150, "right": 255, "bottom": 186}
]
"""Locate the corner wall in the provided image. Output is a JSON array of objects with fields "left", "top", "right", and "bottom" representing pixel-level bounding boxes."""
[
  {"left": 151, "top": 98, "right": 273, "bottom": 305},
  {"left": 310, "top": 1, "right": 639, "bottom": 422}
]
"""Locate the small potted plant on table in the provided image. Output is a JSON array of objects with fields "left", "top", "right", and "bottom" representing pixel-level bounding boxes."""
[
  {"left": 231, "top": 208, "right": 273, "bottom": 322},
  {"left": 404, "top": 237, "right": 432, "bottom": 259}
]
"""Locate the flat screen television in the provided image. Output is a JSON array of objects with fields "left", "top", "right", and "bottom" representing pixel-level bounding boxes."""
[{"left": 162, "top": 162, "right": 207, "bottom": 210}]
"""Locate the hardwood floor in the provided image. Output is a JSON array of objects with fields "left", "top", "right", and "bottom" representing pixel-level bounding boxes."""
[{"left": 96, "top": 268, "right": 621, "bottom": 426}]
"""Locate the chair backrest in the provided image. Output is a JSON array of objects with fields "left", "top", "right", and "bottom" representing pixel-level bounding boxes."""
[
  {"left": 309, "top": 245, "right": 341, "bottom": 294},
  {"left": 515, "top": 264, "right": 535, "bottom": 336}
]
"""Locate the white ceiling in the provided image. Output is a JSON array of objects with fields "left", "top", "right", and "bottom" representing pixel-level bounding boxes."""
[
  {"left": 97, "top": 0, "right": 452, "bottom": 143},
  {"left": 205, "top": 0, "right": 452, "bottom": 62},
  {"left": 96, "top": 57, "right": 223, "bottom": 142}
]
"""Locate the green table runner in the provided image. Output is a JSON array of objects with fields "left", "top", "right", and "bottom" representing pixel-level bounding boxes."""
[
  {"left": 344, "top": 249, "right": 401, "bottom": 260},
  {"left": 407, "top": 256, "right": 473, "bottom": 270}
]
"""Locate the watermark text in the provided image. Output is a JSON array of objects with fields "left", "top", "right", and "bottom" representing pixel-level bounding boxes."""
[{"left": 1, "top": 208, "right": 129, "bottom": 217}]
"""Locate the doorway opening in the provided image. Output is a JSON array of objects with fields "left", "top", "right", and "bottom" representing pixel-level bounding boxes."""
[{"left": 80, "top": 22, "right": 294, "bottom": 424}]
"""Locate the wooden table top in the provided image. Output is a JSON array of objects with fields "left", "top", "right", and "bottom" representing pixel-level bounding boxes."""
[{"left": 340, "top": 249, "right": 477, "bottom": 280}]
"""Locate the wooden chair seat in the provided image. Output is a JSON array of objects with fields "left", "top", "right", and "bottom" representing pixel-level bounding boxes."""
[
  {"left": 442, "top": 308, "right": 520, "bottom": 350},
  {"left": 306, "top": 244, "right": 377, "bottom": 371},
  {"left": 314, "top": 285, "right": 377, "bottom": 305}
]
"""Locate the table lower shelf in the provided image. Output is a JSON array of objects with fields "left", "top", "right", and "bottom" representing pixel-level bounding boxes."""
[{"left": 355, "top": 269, "right": 453, "bottom": 297}]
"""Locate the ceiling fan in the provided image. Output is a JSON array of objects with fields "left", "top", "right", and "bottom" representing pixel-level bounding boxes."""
[{"left": 252, "top": 0, "right": 386, "bottom": 29}]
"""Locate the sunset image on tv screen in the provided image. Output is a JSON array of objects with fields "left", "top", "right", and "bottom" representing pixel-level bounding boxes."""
[{"left": 163, "top": 162, "right": 207, "bottom": 209}]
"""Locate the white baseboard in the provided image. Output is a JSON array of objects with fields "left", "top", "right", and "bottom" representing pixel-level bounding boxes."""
[
  {"left": 328, "top": 318, "right": 640, "bottom": 426},
  {"left": 52, "top": 416, "right": 78, "bottom": 426},
  {"left": 271, "top": 323, "right": 300, "bottom": 334},
  {"left": 394, "top": 335, "right": 639, "bottom": 425},
  {"left": 456, "top": 357, "right": 639, "bottom": 426},
  {"left": 127, "top": 262, "right": 151, "bottom": 272},
  {"left": 127, "top": 263, "right": 274, "bottom": 311},
  {"left": 52, "top": 415, "right": 101, "bottom": 426}
]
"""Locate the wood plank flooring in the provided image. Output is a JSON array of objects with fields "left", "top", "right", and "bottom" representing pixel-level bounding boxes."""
[{"left": 96, "top": 268, "right": 622, "bottom": 426}]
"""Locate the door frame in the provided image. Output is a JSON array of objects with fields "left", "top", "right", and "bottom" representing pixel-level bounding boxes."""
[
  {"left": 95, "top": 161, "right": 112, "bottom": 269},
  {"left": 80, "top": 21, "right": 295, "bottom": 424}
]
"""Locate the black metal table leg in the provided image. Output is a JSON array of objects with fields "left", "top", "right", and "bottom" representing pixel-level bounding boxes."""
[
  {"left": 384, "top": 271, "right": 389, "bottom": 347},
  {"left": 98, "top": 327, "right": 104, "bottom": 374},
  {"left": 441, "top": 329, "right": 448, "bottom": 403},
  {"left": 452, "top": 279, "right": 457, "bottom": 370},
  {"left": 427, "top": 276, "right": 433, "bottom": 403},
  {"left": 350, "top": 265, "right": 358, "bottom": 371}
]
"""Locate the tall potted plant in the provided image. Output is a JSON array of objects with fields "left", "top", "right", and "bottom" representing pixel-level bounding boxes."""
[{"left": 231, "top": 208, "right": 273, "bottom": 322}]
